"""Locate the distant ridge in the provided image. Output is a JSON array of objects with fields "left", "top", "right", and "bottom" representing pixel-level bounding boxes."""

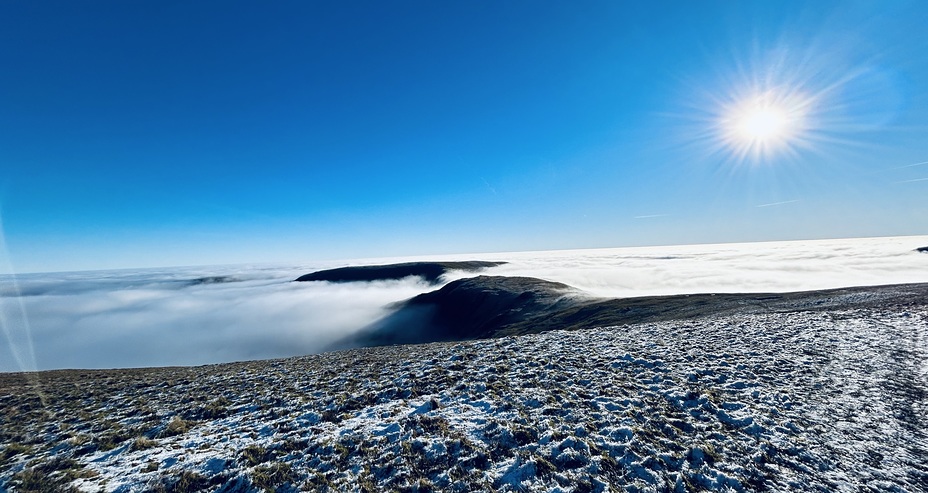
[
  {"left": 186, "top": 276, "right": 239, "bottom": 286},
  {"left": 294, "top": 261, "right": 506, "bottom": 284},
  {"left": 339, "top": 276, "right": 928, "bottom": 349}
]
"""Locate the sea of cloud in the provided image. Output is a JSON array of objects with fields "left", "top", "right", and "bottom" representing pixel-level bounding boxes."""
[
  {"left": 472, "top": 235, "right": 928, "bottom": 298},
  {"left": 2, "top": 236, "right": 927, "bottom": 372}
]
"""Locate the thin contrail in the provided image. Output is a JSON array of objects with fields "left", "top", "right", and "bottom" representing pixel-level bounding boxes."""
[
  {"left": 756, "top": 199, "right": 801, "bottom": 208},
  {"left": 894, "top": 160, "right": 928, "bottom": 169},
  {"left": 861, "top": 160, "right": 928, "bottom": 177},
  {"left": 895, "top": 177, "right": 928, "bottom": 183},
  {"left": 633, "top": 214, "right": 670, "bottom": 219},
  {"left": 481, "top": 177, "right": 498, "bottom": 195}
]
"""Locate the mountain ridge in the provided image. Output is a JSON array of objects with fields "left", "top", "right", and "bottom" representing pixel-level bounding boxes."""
[{"left": 294, "top": 261, "right": 506, "bottom": 284}]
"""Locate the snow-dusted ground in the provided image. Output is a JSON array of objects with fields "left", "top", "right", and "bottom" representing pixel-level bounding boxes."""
[{"left": 2, "top": 287, "right": 926, "bottom": 492}]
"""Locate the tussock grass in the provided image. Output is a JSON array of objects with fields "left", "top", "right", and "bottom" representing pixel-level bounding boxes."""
[
  {"left": 161, "top": 416, "right": 192, "bottom": 437},
  {"left": 130, "top": 437, "right": 158, "bottom": 451},
  {"left": 250, "top": 462, "right": 295, "bottom": 491}
]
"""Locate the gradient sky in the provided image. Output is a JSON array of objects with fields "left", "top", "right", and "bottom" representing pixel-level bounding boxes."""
[{"left": 2, "top": 1, "right": 927, "bottom": 273}]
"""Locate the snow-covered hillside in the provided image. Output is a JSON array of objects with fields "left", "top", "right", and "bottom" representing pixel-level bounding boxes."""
[{"left": 1, "top": 284, "right": 926, "bottom": 492}]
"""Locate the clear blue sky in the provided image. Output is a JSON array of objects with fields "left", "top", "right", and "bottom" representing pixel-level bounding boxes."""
[{"left": 2, "top": 1, "right": 927, "bottom": 273}]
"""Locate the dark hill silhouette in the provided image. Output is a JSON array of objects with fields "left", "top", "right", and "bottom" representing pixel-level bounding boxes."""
[
  {"left": 295, "top": 261, "right": 506, "bottom": 284},
  {"left": 186, "top": 276, "right": 239, "bottom": 286},
  {"left": 344, "top": 276, "right": 587, "bottom": 347},
  {"left": 917, "top": 246, "right": 928, "bottom": 253}
]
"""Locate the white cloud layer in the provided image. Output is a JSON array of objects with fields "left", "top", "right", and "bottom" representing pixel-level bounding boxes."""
[
  {"left": 472, "top": 235, "right": 928, "bottom": 298},
  {"left": 2, "top": 236, "right": 927, "bottom": 372}
]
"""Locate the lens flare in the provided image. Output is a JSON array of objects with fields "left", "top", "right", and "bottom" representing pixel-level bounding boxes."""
[
  {"left": 718, "top": 90, "right": 810, "bottom": 161},
  {"left": 736, "top": 106, "right": 787, "bottom": 140},
  {"left": 0, "top": 213, "right": 46, "bottom": 404},
  {"left": 671, "top": 27, "right": 904, "bottom": 171}
]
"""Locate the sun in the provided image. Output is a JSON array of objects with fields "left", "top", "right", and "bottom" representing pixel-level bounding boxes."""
[
  {"left": 678, "top": 32, "right": 907, "bottom": 167},
  {"left": 736, "top": 106, "right": 788, "bottom": 141},
  {"left": 678, "top": 43, "right": 859, "bottom": 165},
  {"left": 717, "top": 91, "right": 808, "bottom": 161}
]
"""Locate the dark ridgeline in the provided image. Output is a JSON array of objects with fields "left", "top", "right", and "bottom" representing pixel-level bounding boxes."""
[
  {"left": 186, "top": 276, "right": 239, "bottom": 286},
  {"left": 346, "top": 276, "right": 586, "bottom": 347},
  {"left": 294, "top": 261, "right": 506, "bottom": 284},
  {"left": 297, "top": 258, "right": 928, "bottom": 351},
  {"left": 917, "top": 246, "right": 928, "bottom": 253},
  {"left": 337, "top": 277, "right": 928, "bottom": 350}
]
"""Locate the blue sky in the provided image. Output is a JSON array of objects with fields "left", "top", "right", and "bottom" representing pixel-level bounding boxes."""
[{"left": 2, "top": 1, "right": 927, "bottom": 273}]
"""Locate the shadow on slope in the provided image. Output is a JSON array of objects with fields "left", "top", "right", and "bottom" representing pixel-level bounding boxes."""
[
  {"left": 339, "top": 276, "right": 588, "bottom": 347},
  {"left": 505, "top": 282, "right": 928, "bottom": 336},
  {"left": 338, "top": 276, "right": 928, "bottom": 349},
  {"left": 294, "top": 261, "right": 506, "bottom": 284}
]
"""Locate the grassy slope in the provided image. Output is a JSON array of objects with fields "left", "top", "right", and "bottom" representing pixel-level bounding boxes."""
[{"left": 1, "top": 283, "right": 927, "bottom": 492}]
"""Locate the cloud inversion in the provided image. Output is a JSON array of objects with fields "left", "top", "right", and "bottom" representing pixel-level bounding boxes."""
[{"left": 2, "top": 236, "right": 926, "bottom": 371}]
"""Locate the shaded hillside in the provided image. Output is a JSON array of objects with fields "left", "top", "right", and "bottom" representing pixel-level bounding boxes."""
[
  {"left": 294, "top": 261, "right": 506, "bottom": 284},
  {"left": 343, "top": 276, "right": 587, "bottom": 347},
  {"left": 343, "top": 277, "right": 928, "bottom": 347},
  {"left": 500, "top": 282, "right": 928, "bottom": 336}
]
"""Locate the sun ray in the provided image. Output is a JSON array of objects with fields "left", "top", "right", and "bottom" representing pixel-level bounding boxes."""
[
  {"left": 666, "top": 26, "right": 914, "bottom": 174},
  {"left": 716, "top": 88, "right": 812, "bottom": 162}
]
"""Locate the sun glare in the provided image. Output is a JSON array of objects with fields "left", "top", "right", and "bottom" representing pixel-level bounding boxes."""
[
  {"left": 677, "top": 44, "right": 849, "bottom": 165},
  {"left": 736, "top": 106, "right": 788, "bottom": 140},
  {"left": 716, "top": 90, "right": 809, "bottom": 162}
]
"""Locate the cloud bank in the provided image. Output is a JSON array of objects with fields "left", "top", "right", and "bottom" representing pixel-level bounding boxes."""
[
  {"left": 473, "top": 235, "right": 928, "bottom": 298},
  {"left": 2, "top": 236, "right": 927, "bottom": 371},
  {"left": 0, "top": 265, "right": 433, "bottom": 372}
]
